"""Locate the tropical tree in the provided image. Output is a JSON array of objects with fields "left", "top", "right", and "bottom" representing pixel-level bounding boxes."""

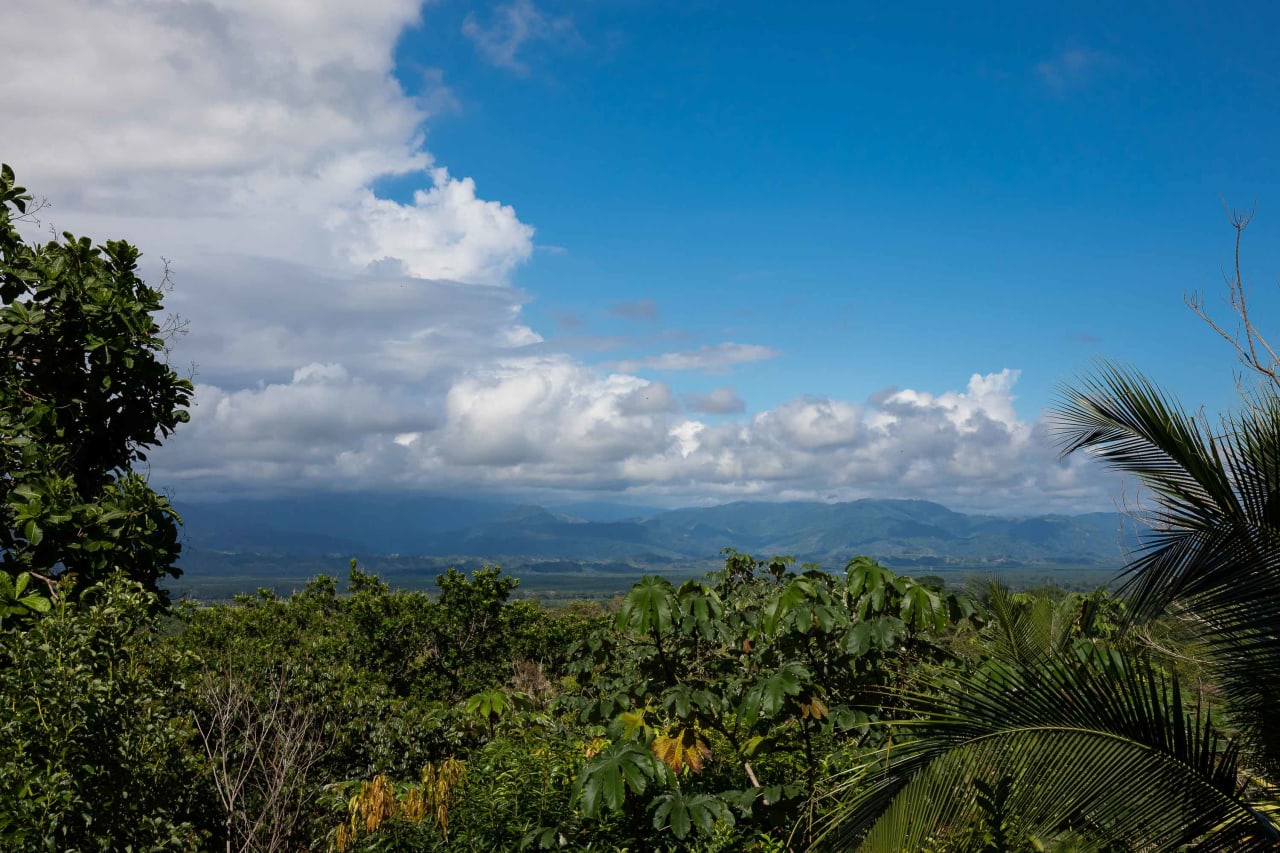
[
  {"left": 968, "top": 581, "right": 1121, "bottom": 669},
  {"left": 816, "top": 214, "right": 1280, "bottom": 851},
  {"left": 0, "top": 164, "right": 192, "bottom": 597},
  {"left": 566, "top": 553, "right": 979, "bottom": 848}
]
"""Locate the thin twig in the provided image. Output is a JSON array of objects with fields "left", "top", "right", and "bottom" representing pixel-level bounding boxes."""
[{"left": 1185, "top": 204, "right": 1280, "bottom": 396}]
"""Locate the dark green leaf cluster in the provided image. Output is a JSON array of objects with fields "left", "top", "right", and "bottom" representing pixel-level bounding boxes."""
[
  {"left": 0, "top": 576, "right": 207, "bottom": 850},
  {"left": 0, "top": 164, "right": 192, "bottom": 595}
]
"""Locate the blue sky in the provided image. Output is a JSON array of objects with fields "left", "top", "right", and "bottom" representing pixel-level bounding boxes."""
[
  {"left": 402, "top": 0, "right": 1280, "bottom": 416},
  {"left": 4, "top": 0, "right": 1279, "bottom": 511}
]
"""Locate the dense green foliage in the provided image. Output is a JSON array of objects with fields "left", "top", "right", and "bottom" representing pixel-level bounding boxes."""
[
  {"left": 1, "top": 546, "right": 1157, "bottom": 852},
  {"left": 0, "top": 576, "right": 205, "bottom": 850},
  {"left": 0, "top": 552, "right": 986, "bottom": 851}
]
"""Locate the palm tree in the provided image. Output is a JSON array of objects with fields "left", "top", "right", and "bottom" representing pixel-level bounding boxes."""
[
  {"left": 815, "top": 345, "right": 1280, "bottom": 846},
  {"left": 974, "top": 581, "right": 1115, "bottom": 669}
]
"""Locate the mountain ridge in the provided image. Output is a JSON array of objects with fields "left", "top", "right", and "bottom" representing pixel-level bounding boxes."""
[{"left": 176, "top": 495, "right": 1139, "bottom": 568}]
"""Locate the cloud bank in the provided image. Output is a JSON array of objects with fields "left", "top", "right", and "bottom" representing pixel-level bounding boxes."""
[{"left": 162, "top": 362, "right": 1111, "bottom": 512}]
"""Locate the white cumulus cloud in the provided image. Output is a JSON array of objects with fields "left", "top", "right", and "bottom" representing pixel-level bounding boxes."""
[
  {"left": 0, "top": 0, "right": 532, "bottom": 285},
  {"left": 161, "top": 363, "right": 1116, "bottom": 512},
  {"left": 330, "top": 169, "right": 534, "bottom": 282}
]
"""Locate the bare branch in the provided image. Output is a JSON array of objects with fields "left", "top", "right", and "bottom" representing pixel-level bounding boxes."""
[
  {"left": 154, "top": 258, "right": 191, "bottom": 355},
  {"left": 26, "top": 571, "right": 60, "bottom": 602},
  {"left": 193, "top": 661, "right": 328, "bottom": 853},
  {"left": 9, "top": 195, "right": 51, "bottom": 231},
  {"left": 1185, "top": 203, "right": 1280, "bottom": 395}
]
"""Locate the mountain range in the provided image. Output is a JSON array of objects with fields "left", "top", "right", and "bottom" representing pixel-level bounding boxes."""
[{"left": 176, "top": 494, "right": 1139, "bottom": 570}]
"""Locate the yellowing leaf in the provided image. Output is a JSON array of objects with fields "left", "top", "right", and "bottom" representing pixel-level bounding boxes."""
[
  {"left": 584, "top": 736, "right": 610, "bottom": 759},
  {"left": 798, "top": 693, "right": 828, "bottom": 720},
  {"left": 617, "top": 708, "right": 649, "bottom": 740},
  {"left": 652, "top": 726, "right": 712, "bottom": 775}
]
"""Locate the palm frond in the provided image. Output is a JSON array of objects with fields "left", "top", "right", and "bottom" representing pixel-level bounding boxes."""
[
  {"left": 1053, "top": 366, "right": 1280, "bottom": 773},
  {"left": 1052, "top": 363, "right": 1239, "bottom": 524},
  {"left": 979, "top": 582, "right": 1079, "bottom": 668},
  {"left": 814, "top": 649, "right": 1277, "bottom": 852}
]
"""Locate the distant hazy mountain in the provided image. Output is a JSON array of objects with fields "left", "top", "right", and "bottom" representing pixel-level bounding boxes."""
[
  {"left": 178, "top": 494, "right": 519, "bottom": 555},
  {"left": 545, "top": 500, "right": 664, "bottom": 522},
  {"left": 175, "top": 495, "right": 1139, "bottom": 568},
  {"left": 641, "top": 500, "right": 1135, "bottom": 566}
]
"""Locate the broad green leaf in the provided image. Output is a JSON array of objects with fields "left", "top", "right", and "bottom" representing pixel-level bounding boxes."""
[
  {"left": 653, "top": 792, "right": 733, "bottom": 840},
  {"left": 844, "top": 617, "right": 903, "bottom": 655},
  {"left": 465, "top": 689, "right": 503, "bottom": 719},
  {"left": 899, "top": 583, "right": 944, "bottom": 632},
  {"left": 577, "top": 742, "right": 655, "bottom": 816},
  {"left": 677, "top": 581, "right": 725, "bottom": 635},
  {"left": 616, "top": 575, "right": 678, "bottom": 638},
  {"left": 756, "top": 663, "right": 808, "bottom": 716},
  {"left": 762, "top": 576, "right": 817, "bottom": 634},
  {"left": 611, "top": 707, "right": 650, "bottom": 741}
]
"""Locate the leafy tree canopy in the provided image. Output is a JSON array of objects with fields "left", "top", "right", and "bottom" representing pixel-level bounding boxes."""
[{"left": 0, "top": 164, "right": 192, "bottom": 597}]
